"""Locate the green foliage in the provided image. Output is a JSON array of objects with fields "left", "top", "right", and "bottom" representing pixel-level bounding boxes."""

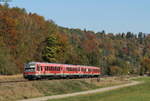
[{"left": 42, "top": 33, "right": 69, "bottom": 63}]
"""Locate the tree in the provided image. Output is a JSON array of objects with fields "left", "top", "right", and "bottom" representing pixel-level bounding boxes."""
[
  {"left": 140, "top": 57, "right": 150, "bottom": 75},
  {"left": 42, "top": 33, "right": 69, "bottom": 63},
  {"left": 0, "top": 39, "right": 19, "bottom": 75}
]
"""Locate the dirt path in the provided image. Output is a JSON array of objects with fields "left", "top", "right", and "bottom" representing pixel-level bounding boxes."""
[{"left": 19, "top": 81, "right": 141, "bottom": 101}]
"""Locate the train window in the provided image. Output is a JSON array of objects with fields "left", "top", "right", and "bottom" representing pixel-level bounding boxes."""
[
  {"left": 44, "top": 67, "right": 46, "bottom": 71},
  {"left": 81, "top": 68, "right": 86, "bottom": 72},
  {"left": 45, "top": 66, "right": 47, "bottom": 71},
  {"left": 45, "top": 66, "right": 48, "bottom": 71},
  {"left": 37, "top": 66, "right": 40, "bottom": 71},
  {"left": 50, "top": 67, "right": 52, "bottom": 71},
  {"left": 49, "top": 67, "right": 51, "bottom": 71},
  {"left": 67, "top": 67, "right": 73, "bottom": 71},
  {"left": 57, "top": 67, "right": 59, "bottom": 71},
  {"left": 51, "top": 67, "right": 53, "bottom": 71},
  {"left": 25, "top": 68, "right": 34, "bottom": 71},
  {"left": 55, "top": 67, "right": 57, "bottom": 71},
  {"left": 53, "top": 67, "right": 55, "bottom": 71},
  {"left": 66, "top": 67, "right": 69, "bottom": 71},
  {"left": 56, "top": 67, "right": 58, "bottom": 71},
  {"left": 57, "top": 67, "right": 60, "bottom": 71},
  {"left": 74, "top": 68, "right": 77, "bottom": 71}
]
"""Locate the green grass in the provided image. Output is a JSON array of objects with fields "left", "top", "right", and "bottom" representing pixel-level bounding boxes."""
[{"left": 48, "top": 77, "right": 150, "bottom": 101}]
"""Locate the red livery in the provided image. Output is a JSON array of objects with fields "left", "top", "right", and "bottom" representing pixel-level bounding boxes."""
[{"left": 24, "top": 62, "right": 101, "bottom": 80}]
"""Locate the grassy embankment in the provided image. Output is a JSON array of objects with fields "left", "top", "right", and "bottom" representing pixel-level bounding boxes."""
[
  {"left": 0, "top": 75, "right": 129, "bottom": 101},
  {"left": 48, "top": 77, "right": 150, "bottom": 101}
]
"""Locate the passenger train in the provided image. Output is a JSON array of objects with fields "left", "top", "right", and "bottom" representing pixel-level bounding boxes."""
[{"left": 24, "top": 62, "right": 101, "bottom": 80}]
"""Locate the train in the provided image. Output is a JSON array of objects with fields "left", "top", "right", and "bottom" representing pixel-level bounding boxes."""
[{"left": 23, "top": 62, "right": 101, "bottom": 80}]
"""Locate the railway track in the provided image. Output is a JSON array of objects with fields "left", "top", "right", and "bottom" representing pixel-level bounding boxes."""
[
  {"left": 0, "top": 75, "right": 132, "bottom": 85},
  {"left": 0, "top": 76, "right": 104, "bottom": 84}
]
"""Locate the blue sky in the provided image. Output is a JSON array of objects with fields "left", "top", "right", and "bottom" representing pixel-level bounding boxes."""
[{"left": 7, "top": 0, "right": 150, "bottom": 33}]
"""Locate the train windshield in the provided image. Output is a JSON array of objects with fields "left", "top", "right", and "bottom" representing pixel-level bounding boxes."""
[{"left": 25, "top": 64, "right": 35, "bottom": 72}]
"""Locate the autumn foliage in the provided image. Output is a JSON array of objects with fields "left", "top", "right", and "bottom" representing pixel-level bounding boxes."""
[{"left": 0, "top": 4, "right": 150, "bottom": 75}]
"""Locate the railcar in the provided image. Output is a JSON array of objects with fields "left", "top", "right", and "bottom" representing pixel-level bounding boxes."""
[{"left": 24, "top": 62, "right": 101, "bottom": 80}]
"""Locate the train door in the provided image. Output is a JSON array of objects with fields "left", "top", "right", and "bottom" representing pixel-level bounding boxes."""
[
  {"left": 36, "top": 65, "right": 43, "bottom": 75},
  {"left": 43, "top": 66, "right": 46, "bottom": 75},
  {"left": 60, "top": 66, "right": 63, "bottom": 76},
  {"left": 62, "top": 65, "right": 66, "bottom": 78}
]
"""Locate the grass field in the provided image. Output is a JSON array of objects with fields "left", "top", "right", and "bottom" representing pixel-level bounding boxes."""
[
  {"left": 48, "top": 77, "right": 150, "bottom": 101},
  {"left": 0, "top": 76, "right": 129, "bottom": 101}
]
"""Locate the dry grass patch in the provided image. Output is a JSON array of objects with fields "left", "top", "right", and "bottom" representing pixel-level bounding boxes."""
[
  {"left": 0, "top": 74, "right": 24, "bottom": 81},
  {"left": 0, "top": 82, "right": 43, "bottom": 101}
]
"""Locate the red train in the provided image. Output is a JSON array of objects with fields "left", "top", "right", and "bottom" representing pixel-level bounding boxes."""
[{"left": 24, "top": 62, "right": 101, "bottom": 80}]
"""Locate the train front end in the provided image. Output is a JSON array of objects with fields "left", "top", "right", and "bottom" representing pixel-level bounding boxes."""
[{"left": 23, "top": 62, "right": 37, "bottom": 80}]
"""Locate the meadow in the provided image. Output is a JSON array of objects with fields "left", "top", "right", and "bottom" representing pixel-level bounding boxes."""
[{"left": 48, "top": 77, "right": 150, "bottom": 101}]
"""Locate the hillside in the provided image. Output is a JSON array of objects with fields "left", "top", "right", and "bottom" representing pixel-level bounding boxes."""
[{"left": 0, "top": 4, "right": 150, "bottom": 75}]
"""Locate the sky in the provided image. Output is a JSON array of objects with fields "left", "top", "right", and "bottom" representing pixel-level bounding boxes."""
[{"left": 5, "top": 0, "right": 150, "bottom": 33}]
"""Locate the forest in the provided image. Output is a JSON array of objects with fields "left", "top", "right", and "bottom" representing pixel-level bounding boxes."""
[{"left": 0, "top": 4, "right": 150, "bottom": 75}]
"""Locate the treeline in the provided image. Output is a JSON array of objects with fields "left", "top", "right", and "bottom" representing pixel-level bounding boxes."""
[{"left": 0, "top": 4, "right": 150, "bottom": 75}]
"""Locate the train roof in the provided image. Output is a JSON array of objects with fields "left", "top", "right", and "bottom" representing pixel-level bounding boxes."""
[{"left": 27, "top": 62, "right": 100, "bottom": 69}]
